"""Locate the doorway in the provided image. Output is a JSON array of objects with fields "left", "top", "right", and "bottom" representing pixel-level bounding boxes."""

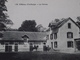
[
  {"left": 14, "top": 43, "right": 18, "bottom": 52},
  {"left": 76, "top": 41, "right": 80, "bottom": 50},
  {"left": 5, "top": 43, "right": 12, "bottom": 52}
]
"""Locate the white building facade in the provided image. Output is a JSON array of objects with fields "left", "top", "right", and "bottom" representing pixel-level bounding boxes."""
[
  {"left": 46, "top": 18, "right": 80, "bottom": 52},
  {"left": 0, "top": 31, "right": 48, "bottom": 52}
]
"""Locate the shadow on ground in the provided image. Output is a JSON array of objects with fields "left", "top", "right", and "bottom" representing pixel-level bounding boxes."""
[{"left": 0, "top": 51, "right": 80, "bottom": 60}]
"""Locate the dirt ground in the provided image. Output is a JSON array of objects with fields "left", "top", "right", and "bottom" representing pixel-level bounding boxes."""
[{"left": 0, "top": 51, "right": 80, "bottom": 60}]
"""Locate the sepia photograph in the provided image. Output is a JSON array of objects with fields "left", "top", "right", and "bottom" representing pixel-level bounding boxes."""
[{"left": 0, "top": 0, "right": 80, "bottom": 60}]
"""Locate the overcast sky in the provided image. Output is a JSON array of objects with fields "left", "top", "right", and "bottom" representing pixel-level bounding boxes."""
[{"left": 6, "top": 0, "right": 80, "bottom": 29}]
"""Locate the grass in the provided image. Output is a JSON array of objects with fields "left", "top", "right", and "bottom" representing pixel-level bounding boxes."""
[{"left": 0, "top": 51, "right": 80, "bottom": 60}]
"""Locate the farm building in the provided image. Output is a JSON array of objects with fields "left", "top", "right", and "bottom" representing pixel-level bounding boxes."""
[
  {"left": 0, "top": 18, "right": 80, "bottom": 52},
  {"left": 0, "top": 31, "right": 48, "bottom": 52},
  {"left": 46, "top": 17, "right": 80, "bottom": 52}
]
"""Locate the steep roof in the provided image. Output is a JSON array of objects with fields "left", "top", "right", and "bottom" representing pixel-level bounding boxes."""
[
  {"left": 49, "top": 17, "right": 80, "bottom": 33},
  {"left": 2, "top": 31, "right": 48, "bottom": 41},
  {"left": 57, "top": 17, "right": 80, "bottom": 28},
  {"left": 49, "top": 17, "right": 80, "bottom": 29}
]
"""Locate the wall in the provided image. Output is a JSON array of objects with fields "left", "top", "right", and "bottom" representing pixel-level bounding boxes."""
[
  {"left": 47, "top": 20, "right": 80, "bottom": 52},
  {"left": 0, "top": 42, "right": 44, "bottom": 52},
  {"left": 56, "top": 20, "right": 79, "bottom": 52}
]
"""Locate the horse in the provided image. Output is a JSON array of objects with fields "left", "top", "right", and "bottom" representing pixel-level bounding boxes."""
[
  {"left": 32, "top": 45, "right": 39, "bottom": 51},
  {"left": 30, "top": 45, "right": 39, "bottom": 51}
]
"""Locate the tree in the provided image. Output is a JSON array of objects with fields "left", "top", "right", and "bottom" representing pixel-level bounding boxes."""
[
  {"left": 36, "top": 24, "right": 46, "bottom": 32},
  {"left": 0, "top": 0, "right": 7, "bottom": 19},
  {"left": 48, "top": 19, "right": 60, "bottom": 27},
  {"left": 18, "top": 20, "right": 38, "bottom": 32},
  {"left": 54, "top": 19, "right": 60, "bottom": 22},
  {"left": 0, "top": 23, "right": 6, "bottom": 31},
  {"left": 0, "top": 0, "right": 13, "bottom": 31},
  {"left": 76, "top": 16, "right": 80, "bottom": 26}
]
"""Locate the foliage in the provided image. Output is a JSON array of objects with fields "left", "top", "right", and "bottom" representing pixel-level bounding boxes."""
[
  {"left": 54, "top": 19, "right": 60, "bottom": 22},
  {"left": 18, "top": 20, "right": 38, "bottom": 32},
  {"left": 0, "top": 0, "right": 7, "bottom": 19},
  {"left": 0, "top": 0, "right": 13, "bottom": 31},
  {"left": 48, "top": 19, "right": 60, "bottom": 27},
  {"left": 36, "top": 24, "right": 46, "bottom": 32},
  {"left": 0, "top": 23, "right": 6, "bottom": 31},
  {"left": 76, "top": 16, "right": 80, "bottom": 26}
]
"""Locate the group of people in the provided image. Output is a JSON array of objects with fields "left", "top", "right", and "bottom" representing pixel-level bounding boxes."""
[{"left": 43, "top": 45, "right": 51, "bottom": 51}]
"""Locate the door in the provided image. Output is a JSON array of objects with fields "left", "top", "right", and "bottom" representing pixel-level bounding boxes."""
[
  {"left": 8, "top": 45, "right": 12, "bottom": 52},
  {"left": 5, "top": 43, "right": 8, "bottom": 52},
  {"left": 14, "top": 43, "right": 18, "bottom": 52},
  {"left": 76, "top": 41, "right": 80, "bottom": 50}
]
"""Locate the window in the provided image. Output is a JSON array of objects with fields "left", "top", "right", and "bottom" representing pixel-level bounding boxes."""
[
  {"left": 54, "top": 33, "right": 57, "bottom": 39},
  {"left": 50, "top": 34, "right": 53, "bottom": 40},
  {"left": 68, "top": 23, "right": 71, "bottom": 29},
  {"left": 54, "top": 41, "right": 57, "bottom": 48},
  {"left": 22, "top": 35, "right": 29, "bottom": 42},
  {"left": 67, "top": 32, "right": 73, "bottom": 38},
  {"left": 51, "top": 42, "right": 53, "bottom": 49},
  {"left": 67, "top": 41, "right": 73, "bottom": 48},
  {"left": 46, "top": 35, "right": 49, "bottom": 40}
]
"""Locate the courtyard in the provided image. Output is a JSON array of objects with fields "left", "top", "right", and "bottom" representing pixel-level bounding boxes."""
[{"left": 0, "top": 51, "right": 80, "bottom": 60}]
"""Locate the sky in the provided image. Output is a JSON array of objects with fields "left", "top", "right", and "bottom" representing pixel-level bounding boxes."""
[{"left": 5, "top": 0, "right": 80, "bottom": 29}]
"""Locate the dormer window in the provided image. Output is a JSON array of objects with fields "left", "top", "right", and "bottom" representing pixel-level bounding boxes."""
[
  {"left": 22, "top": 35, "right": 29, "bottom": 42},
  {"left": 68, "top": 23, "right": 71, "bottom": 29}
]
